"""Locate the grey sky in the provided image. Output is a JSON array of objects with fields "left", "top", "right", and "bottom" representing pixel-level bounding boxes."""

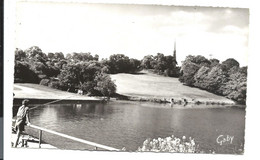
[{"left": 15, "top": 2, "right": 249, "bottom": 66}]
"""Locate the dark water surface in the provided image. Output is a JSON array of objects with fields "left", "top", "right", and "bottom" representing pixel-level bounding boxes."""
[{"left": 22, "top": 101, "right": 245, "bottom": 154}]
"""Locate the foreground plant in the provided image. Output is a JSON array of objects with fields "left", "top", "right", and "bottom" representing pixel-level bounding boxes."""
[{"left": 137, "top": 135, "right": 200, "bottom": 153}]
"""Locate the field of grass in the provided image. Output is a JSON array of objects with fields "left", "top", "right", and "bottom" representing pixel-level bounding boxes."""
[
  {"left": 110, "top": 71, "right": 235, "bottom": 104},
  {"left": 13, "top": 71, "right": 234, "bottom": 104}
]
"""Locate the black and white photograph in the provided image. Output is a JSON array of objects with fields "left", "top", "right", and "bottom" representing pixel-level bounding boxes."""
[{"left": 4, "top": 0, "right": 259, "bottom": 159}]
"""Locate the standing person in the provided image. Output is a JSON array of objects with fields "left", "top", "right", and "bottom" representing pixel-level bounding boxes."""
[{"left": 14, "top": 99, "right": 31, "bottom": 147}]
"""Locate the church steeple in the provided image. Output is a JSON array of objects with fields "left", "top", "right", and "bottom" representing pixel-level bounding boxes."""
[{"left": 173, "top": 40, "right": 177, "bottom": 65}]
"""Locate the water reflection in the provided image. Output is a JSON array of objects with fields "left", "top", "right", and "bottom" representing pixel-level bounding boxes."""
[{"left": 28, "top": 101, "right": 245, "bottom": 154}]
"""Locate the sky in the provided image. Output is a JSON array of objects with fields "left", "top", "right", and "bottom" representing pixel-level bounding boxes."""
[{"left": 15, "top": 2, "right": 249, "bottom": 66}]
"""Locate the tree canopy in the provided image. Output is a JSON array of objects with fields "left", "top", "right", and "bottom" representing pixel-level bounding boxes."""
[
  {"left": 14, "top": 46, "right": 247, "bottom": 103},
  {"left": 141, "top": 53, "right": 180, "bottom": 77},
  {"left": 179, "top": 55, "right": 247, "bottom": 104}
]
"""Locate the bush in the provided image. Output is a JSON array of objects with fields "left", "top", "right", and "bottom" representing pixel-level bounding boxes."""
[
  {"left": 94, "top": 73, "right": 116, "bottom": 97},
  {"left": 179, "top": 55, "right": 247, "bottom": 104},
  {"left": 48, "top": 81, "right": 60, "bottom": 89},
  {"left": 137, "top": 135, "right": 200, "bottom": 153},
  {"left": 14, "top": 61, "right": 39, "bottom": 83},
  {"left": 179, "top": 62, "right": 200, "bottom": 86},
  {"left": 141, "top": 53, "right": 179, "bottom": 77}
]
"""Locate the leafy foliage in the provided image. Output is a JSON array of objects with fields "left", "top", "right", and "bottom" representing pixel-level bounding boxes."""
[
  {"left": 94, "top": 73, "right": 116, "bottom": 97},
  {"left": 14, "top": 46, "right": 247, "bottom": 103},
  {"left": 179, "top": 55, "right": 247, "bottom": 104},
  {"left": 14, "top": 61, "right": 39, "bottom": 83},
  {"left": 141, "top": 53, "right": 179, "bottom": 77},
  {"left": 106, "top": 54, "right": 141, "bottom": 74},
  {"left": 222, "top": 58, "right": 240, "bottom": 70},
  {"left": 14, "top": 46, "right": 117, "bottom": 97},
  {"left": 71, "top": 52, "right": 99, "bottom": 62},
  {"left": 57, "top": 61, "right": 116, "bottom": 96},
  {"left": 15, "top": 48, "right": 27, "bottom": 61}
]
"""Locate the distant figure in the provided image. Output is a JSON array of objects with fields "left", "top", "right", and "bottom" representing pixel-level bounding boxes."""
[
  {"left": 77, "top": 89, "right": 83, "bottom": 95},
  {"left": 183, "top": 98, "right": 188, "bottom": 106},
  {"left": 14, "top": 99, "right": 31, "bottom": 147},
  {"left": 170, "top": 98, "right": 175, "bottom": 107},
  {"left": 171, "top": 98, "right": 174, "bottom": 104}
]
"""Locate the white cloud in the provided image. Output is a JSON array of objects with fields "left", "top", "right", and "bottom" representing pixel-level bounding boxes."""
[{"left": 15, "top": 2, "right": 249, "bottom": 66}]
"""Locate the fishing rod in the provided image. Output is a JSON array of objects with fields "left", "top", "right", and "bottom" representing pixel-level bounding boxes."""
[
  {"left": 29, "top": 95, "right": 76, "bottom": 110},
  {"left": 12, "top": 95, "right": 76, "bottom": 122}
]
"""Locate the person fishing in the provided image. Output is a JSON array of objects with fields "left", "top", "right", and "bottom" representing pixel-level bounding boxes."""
[{"left": 14, "top": 99, "right": 31, "bottom": 147}]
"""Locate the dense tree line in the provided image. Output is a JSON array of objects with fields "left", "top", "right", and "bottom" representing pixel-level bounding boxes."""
[
  {"left": 102, "top": 54, "right": 141, "bottom": 74},
  {"left": 14, "top": 46, "right": 247, "bottom": 104},
  {"left": 14, "top": 46, "right": 140, "bottom": 97},
  {"left": 141, "top": 53, "right": 180, "bottom": 77},
  {"left": 179, "top": 55, "right": 247, "bottom": 104}
]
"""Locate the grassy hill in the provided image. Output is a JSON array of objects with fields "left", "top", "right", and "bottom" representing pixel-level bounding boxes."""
[
  {"left": 13, "top": 71, "right": 235, "bottom": 104},
  {"left": 110, "top": 71, "right": 235, "bottom": 104}
]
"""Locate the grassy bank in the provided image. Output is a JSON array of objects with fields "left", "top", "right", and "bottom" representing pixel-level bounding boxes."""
[
  {"left": 13, "top": 71, "right": 235, "bottom": 105},
  {"left": 13, "top": 83, "right": 102, "bottom": 101},
  {"left": 111, "top": 71, "right": 235, "bottom": 105}
]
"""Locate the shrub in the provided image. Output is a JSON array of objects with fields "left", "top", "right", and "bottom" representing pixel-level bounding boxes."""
[
  {"left": 14, "top": 61, "right": 39, "bottom": 83},
  {"left": 137, "top": 135, "right": 200, "bottom": 153},
  {"left": 94, "top": 73, "right": 116, "bottom": 97},
  {"left": 48, "top": 81, "right": 60, "bottom": 89}
]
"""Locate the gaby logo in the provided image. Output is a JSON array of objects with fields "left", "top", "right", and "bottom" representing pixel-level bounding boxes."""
[{"left": 216, "top": 135, "right": 234, "bottom": 145}]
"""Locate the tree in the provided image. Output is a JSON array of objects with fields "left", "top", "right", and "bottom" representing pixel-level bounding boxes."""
[
  {"left": 58, "top": 62, "right": 82, "bottom": 91},
  {"left": 54, "top": 52, "right": 65, "bottom": 60},
  {"left": 152, "top": 53, "right": 167, "bottom": 74},
  {"left": 47, "top": 53, "right": 55, "bottom": 60},
  {"left": 71, "top": 52, "right": 97, "bottom": 62},
  {"left": 108, "top": 54, "right": 131, "bottom": 73},
  {"left": 222, "top": 58, "right": 240, "bottom": 70},
  {"left": 179, "top": 56, "right": 200, "bottom": 85},
  {"left": 141, "top": 53, "right": 179, "bottom": 77},
  {"left": 223, "top": 66, "right": 247, "bottom": 104},
  {"left": 25, "top": 46, "right": 47, "bottom": 61},
  {"left": 129, "top": 58, "right": 141, "bottom": 73},
  {"left": 194, "top": 64, "right": 229, "bottom": 93},
  {"left": 94, "top": 73, "right": 116, "bottom": 97},
  {"left": 66, "top": 53, "right": 72, "bottom": 60},
  {"left": 179, "top": 55, "right": 248, "bottom": 104},
  {"left": 15, "top": 48, "right": 27, "bottom": 61},
  {"left": 94, "top": 54, "right": 99, "bottom": 61},
  {"left": 57, "top": 61, "right": 108, "bottom": 94},
  {"left": 210, "top": 58, "right": 220, "bottom": 67},
  {"left": 14, "top": 61, "right": 39, "bottom": 83},
  {"left": 179, "top": 61, "right": 200, "bottom": 85},
  {"left": 164, "top": 55, "right": 179, "bottom": 77},
  {"left": 141, "top": 55, "right": 154, "bottom": 69},
  {"left": 186, "top": 55, "right": 211, "bottom": 67}
]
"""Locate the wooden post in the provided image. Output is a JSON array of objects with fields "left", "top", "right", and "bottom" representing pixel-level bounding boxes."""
[
  {"left": 95, "top": 146, "right": 97, "bottom": 150},
  {"left": 39, "top": 130, "right": 42, "bottom": 148}
]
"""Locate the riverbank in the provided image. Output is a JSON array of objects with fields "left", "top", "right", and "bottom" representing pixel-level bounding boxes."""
[
  {"left": 13, "top": 83, "right": 103, "bottom": 102},
  {"left": 13, "top": 71, "right": 236, "bottom": 105}
]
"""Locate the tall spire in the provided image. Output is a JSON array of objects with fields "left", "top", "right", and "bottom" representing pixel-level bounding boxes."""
[{"left": 173, "top": 40, "right": 177, "bottom": 64}]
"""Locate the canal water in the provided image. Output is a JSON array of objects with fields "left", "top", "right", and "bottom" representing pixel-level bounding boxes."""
[{"left": 19, "top": 101, "right": 245, "bottom": 154}]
